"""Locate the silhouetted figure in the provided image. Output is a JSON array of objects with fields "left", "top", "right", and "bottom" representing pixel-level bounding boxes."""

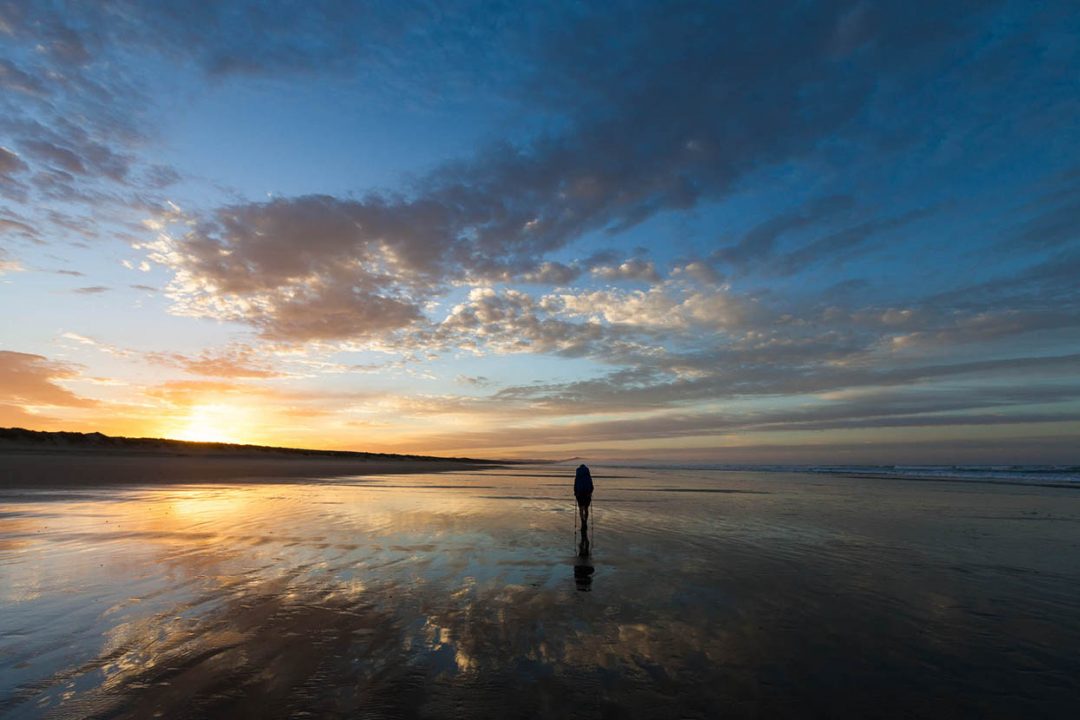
[
  {"left": 574, "top": 463, "right": 593, "bottom": 534},
  {"left": 573, "top": 464, "right": 595, "bottom": 591}
]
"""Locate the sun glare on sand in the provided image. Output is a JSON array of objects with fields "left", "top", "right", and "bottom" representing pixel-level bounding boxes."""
[{"left": 169, "top": 403, "right": 256, "bottom": 444}]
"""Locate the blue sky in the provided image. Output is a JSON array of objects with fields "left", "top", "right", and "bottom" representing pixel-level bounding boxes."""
[{"left": 1, "top": 0, "right": 1078, "bottom": 461}]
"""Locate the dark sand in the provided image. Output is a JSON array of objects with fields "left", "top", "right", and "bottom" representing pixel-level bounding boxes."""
[
  {"left": 0, "top": 451, "right": 500, "bottom": 487},
  {"left": 1, "top": 466, "right": 1078, "bottom": 718}
]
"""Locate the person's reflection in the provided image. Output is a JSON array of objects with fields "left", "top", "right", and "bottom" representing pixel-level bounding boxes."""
[{"left": 574, "top": 534, "right": 594, "bottom": 591}]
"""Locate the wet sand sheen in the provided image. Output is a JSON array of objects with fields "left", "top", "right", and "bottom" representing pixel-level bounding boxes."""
[{"left": 1, "top": 467, "right": 1079, "bottom": 718}]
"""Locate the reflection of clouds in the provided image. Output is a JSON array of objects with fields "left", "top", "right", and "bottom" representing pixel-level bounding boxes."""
[
  {"left": 406, "top": 575, "right": 720, "bottom": 680},
  {"left": 2, "top": 469, "right": 1077, "bottom": 717},
  {"left": 0, "top": 515, "right": 37, "bottom": 554},
  {"left": 0, "top": 515, "right": 44, "bottom": 603}
]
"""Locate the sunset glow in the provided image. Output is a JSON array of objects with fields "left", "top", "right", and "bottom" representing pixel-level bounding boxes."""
[
  {"left": 2, "top": 5, "right": 1079, "bottom": 717},
  {"left": 169, "top": 404, "right": 256, "bottom": 444},
  {"left": 1, "top": 2, "right": 1078, "bottom": 462}
]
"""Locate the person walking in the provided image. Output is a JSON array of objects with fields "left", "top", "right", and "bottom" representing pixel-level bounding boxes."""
[{"left": 574, "top": 463, "right": 593, "bottom": 533}]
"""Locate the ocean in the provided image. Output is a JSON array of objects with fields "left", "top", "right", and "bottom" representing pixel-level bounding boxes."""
[{"left": 605, "top": 463, "right": 1080, "bottom": 487}]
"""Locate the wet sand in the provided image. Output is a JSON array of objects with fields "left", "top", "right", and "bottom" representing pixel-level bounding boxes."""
[
  {"left": 0, "top": 451, "right": 500, "bottom": 487},
  {"left": 1, "top": 467, "right": 1078, "bottom": 718}
]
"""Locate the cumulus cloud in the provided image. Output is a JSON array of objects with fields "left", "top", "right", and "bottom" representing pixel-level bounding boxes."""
[
  {"left": 146, "top": 195, "right": 458, "bottom": 340},
  {"left": 517, "top": 261, "right": 581, "bottom": 285},
  {"left": 137, "top": 1, "right": 1007, "bottom": 343},
  {"left": 434, "top": 288, "right": 607, "bottom": 357},
  {"left": 1, "top": 0, "right": 1077, "bottom": 457},
  {"left": 671, "top": 261, "right": 723, "bottom": 285},
  {"left": 553, "top": 285, "right": 757, "bottom": 331},
  {"left": 590, "top": 258, "right": 660, "bottom": 282}
]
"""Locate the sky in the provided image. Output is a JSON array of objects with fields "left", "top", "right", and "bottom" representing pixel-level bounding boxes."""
[{"left": 1, "top": 0, "right": 1078, "bottom": 463}]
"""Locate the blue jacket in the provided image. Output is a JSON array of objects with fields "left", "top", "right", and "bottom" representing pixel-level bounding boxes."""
[{"left": 574, "top": 464, "right": 593, "bottom": 495}]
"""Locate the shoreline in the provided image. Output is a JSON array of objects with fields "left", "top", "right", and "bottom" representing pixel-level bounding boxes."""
[{"left": 0, "top": 450, "right": 505, "bottom": 488}]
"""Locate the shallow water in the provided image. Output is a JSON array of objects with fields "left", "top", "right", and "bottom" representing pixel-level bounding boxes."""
[{"left": 1, "top": 466, "right": 1078, "bottom": 718}]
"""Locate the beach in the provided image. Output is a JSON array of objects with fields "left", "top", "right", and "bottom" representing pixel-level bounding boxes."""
[
  {"left": 1, "top": 465, "right": 1078, "bottom": 718},
  {"left": 0, "top": 450, "right": 500, "bottom": 488},
  {"left": 3, "top": 3, "right": 1076, "bottom": 717}
]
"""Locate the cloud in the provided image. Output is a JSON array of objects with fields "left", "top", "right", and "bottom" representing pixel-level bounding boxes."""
[
  {"left": 141, "top": 1, "right": 1004, "bottom": 343},
  {"left": 0, "top": 247, "right": 23, "bottom": 275},
  {"left": 590, "top": 258, "right": 660, "bottom": 282},
  {"left": 553, "top": 285, "right": 757, "bottom": 331},
  {"left": 146, "top": 195, "right": 449, "bottom": 340},
  {"left": 141, "top": 379, "right": 254, "bottom": 406},
  {"left": 0, "top": 350, "right": 95, "bottom": 408},
  {"left": 19, "top": 130, "right": 133, "bottom": 183},
  {"left": 1009, "top": 171, "right": 1080, "bottom": 249},
  {"left": 716, "top": 195, "right": 855, "bottom": 267},
  {"left": 143, "top": 164, "right": 181, "bottom": 188},
  {"left": 433, "top": 287, "right": 608, "bottom": 357},
  {"left": 1, "top": 0, "right": 1076, "bottom": 459},
  {"left": 73, "top": 286, "right": 110, "bottom": 294},
  {"left": 671, "top": 261, "right": 723, "bottom": 285},
  {"left": 517, "top": 261, "right": 581, "bottom": 285},
  {"left": 58, "top": 332, "right": 135, "bottom": 360},
  {"left": 475, "top": 348, "right": 1080, "bottom": 418},
  {"left": 58, "top": 333, "right": 287, "bottom": 379},
  {"left": 417, "top": 409, "right": 1080, "bottom": 455},
  {"left": 402, "top": 379, "right": 1080, "bottom": 453},
  {"left": 146, "top": 346, "right": 283, "bottom": 379},
  {"left": 456, "top": 375, "right": 493, "bottom": 387},
  {"left": 262, "top": 285, "right": 423, "bottom": 343},
  {"left": 0, "top": 146, "right": 28, "bottom": 176},
  {"left": 0, "top": 58, "right": 48, "bottom": 96},
  {"left": 771, "top": 208, "right": 934, "bottom": 276},
  {"left": 0, "top": 7, "right": 161, "bottom": 247},
  {"left": 112, "top": 2, "right": 490, "bottom": 80},
  {"left": 712, "top": 196, "right": 935, "bottom": 276},
  {"left": 879, "top": 251, "right": 1080, "bottom": 350},
  {"left": 0, "top": 216, "right": 38, "bottom": 238},
  {"left": 21, "top": 140, "right": 87, "bottom": 175}
]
